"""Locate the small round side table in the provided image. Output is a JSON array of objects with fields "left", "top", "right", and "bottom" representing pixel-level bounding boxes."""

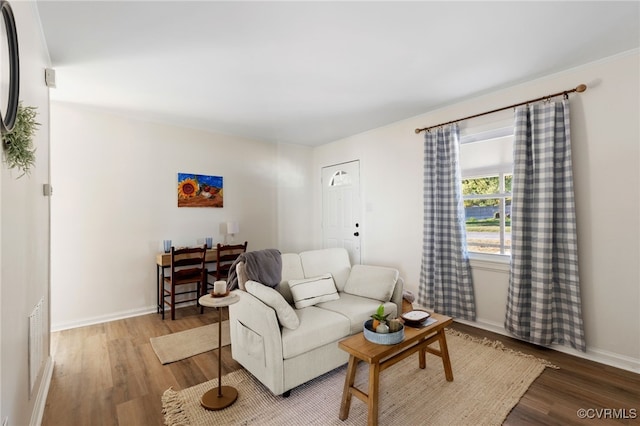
[{"left": 198, "top": 292, "right": 239, "bottom": 410}]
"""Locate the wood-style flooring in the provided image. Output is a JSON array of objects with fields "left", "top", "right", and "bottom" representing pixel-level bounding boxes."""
[{"left": 42, "top": 306, "right": 640, "bottom": 425}]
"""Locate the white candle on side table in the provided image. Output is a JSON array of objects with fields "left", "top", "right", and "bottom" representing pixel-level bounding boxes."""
[{"left": 213, "top": 280, "right": 227, "bottom": 295}]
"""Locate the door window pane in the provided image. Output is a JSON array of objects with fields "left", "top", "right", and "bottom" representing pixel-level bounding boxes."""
[{"left": 329, "top": 171, "right": 351, "bottom": 187}]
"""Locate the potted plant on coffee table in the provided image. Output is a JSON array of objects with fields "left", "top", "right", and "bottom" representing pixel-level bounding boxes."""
[{"left": 371, "top": 304, "right": 391, "bottom": 333}]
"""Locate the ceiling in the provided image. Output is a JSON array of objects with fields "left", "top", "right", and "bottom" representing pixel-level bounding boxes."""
[{"left": 36, "top": 1, "right": 639, "bottom": 146}]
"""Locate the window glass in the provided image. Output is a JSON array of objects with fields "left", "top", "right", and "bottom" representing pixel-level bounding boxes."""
[
  {"left": 464, "top": 194, "right": 511, "bottom": 255},
  {"left": 460, "top": 131, "right": 513, "bottom": 256},
  {"left": 329, "top": 170, "right": 351, "bottom": 187}
]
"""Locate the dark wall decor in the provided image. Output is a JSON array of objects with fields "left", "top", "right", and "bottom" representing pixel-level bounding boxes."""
[
  {"left": 0, "top": 0, "right": 19, "bottom": 134},
  {"left": 0, "top": 0, "right": 35, "bottom": 179}
]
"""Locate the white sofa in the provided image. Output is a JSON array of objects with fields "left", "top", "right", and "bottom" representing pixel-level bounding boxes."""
[{"left": 229, "top": 248, "right": 403, "bottom": 396}]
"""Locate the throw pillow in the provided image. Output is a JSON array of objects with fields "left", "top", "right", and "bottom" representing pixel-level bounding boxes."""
[
  {"left": 343, "top": 264, "right": 399, "bottom": 302},
  {"left": 236, "top": 261, "right": 248, "bottom": 291},
  {"left": 245, "top": 280, "right": 300, "bottom": 330},
  {"left": 288, "top": 273, "right": 340, "bottom": 309}
]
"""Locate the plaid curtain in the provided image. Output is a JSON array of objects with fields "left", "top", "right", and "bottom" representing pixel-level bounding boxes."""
[
  {"left": 418, "top": 124, "right": 476, "bottom": 321},
  {"left": 505, "top": 99, "right": 586, "bottom": 352}
]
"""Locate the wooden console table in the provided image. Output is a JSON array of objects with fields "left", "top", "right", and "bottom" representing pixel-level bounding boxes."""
[
  {"left": 156, "top": 249, "right": 219, "bottom": 268},
  {"left": 156, "top": 247, "right": 245, "bottom": 317},
  {"left": 338, "top": 312, "right": 454, "bottom": 426}
]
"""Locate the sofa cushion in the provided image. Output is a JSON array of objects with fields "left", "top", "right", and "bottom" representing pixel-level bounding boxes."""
[
  {"left": 278, "top": 253, "right": 305, "bottom": 305},
  {"left": 343, "top": 264, "right": 399, "bottom": 303},
  {"left": 281, "top": 306, "right": 350, "bottom": 359},
  {"left": 316, "top": 293, "right": 398, "bottom": 334},
  {"left": 288, "top": 274, "right": 340, "bottom": 309},
  {"left": 299, "top": 248, "right": 351, "bottom": 292},
  {"left": 245, "top": 281, "right": 300, "bottom": 330}
]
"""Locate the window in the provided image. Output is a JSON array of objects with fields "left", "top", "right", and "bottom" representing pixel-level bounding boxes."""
[
  {"left": 462, "top": 174, "right": 511, "bottom": 255},
  {"left": 329, "top": 170, "right": 351, "bottom": 187},
  {"left": 459, "top": 127, "right": 513, "bottom": 256}
]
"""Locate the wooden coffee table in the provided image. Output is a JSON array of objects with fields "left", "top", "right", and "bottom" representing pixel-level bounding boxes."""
[{"left": 338, "top": 312, "right": 453, "bottom": 426}]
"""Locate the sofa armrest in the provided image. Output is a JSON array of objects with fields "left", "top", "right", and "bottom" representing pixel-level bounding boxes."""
[
  {"left": 228, "top": 290, "right": 286, "bottom": 393},
  {"left": 391, "top": 277, "right": 404, "bottom": 316}
]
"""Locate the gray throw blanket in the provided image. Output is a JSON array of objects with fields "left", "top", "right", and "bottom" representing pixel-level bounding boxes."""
[{"left": 227, "top": 249, "right": 282, "bottom": 290}]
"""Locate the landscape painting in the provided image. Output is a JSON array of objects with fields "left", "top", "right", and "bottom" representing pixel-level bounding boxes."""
[{"left": 177, "top": 173, "right": 223, "bottom": 208}]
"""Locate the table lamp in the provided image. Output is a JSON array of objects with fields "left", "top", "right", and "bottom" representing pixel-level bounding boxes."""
[{"left": 226, "top": 221, "right": 239, "bottom": 244}]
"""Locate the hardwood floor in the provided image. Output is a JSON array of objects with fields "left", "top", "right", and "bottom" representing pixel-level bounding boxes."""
[
  {"left": 451, "top": 323, "right": 640, "bottom": 426},
  {"left": 43, "top": 306, "right": 239, "bottom": 426},
  {"left": 42, "top": 307, "right": 639, "bottom": 425}
]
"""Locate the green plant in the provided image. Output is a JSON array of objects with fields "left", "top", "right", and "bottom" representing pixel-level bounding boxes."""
[
  {"left": 371, "top": 304, "right": 390, "bottom": 328},
  {"left": 2, "top": 103, "right": 40, "bottom": 178}
]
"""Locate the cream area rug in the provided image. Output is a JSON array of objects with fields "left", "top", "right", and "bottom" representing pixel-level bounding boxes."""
[
  {"left": 151, "top": 321, "right": 231, "bottom": 365},
  {"left": 162, "top": 330, "right": 557, "bottom": 425}
]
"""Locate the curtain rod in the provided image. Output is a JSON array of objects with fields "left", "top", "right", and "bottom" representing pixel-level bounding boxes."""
[{"left": 414, "top": 84, "right": 587, "bottom": 134}]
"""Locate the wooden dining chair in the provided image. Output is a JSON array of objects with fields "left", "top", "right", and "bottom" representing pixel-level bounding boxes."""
[
  {"left": 205, "top": 241, "right": 248, "bottom": 293},
  {"left": 161, "top": 245, "right": 207, "bottom": 320}
]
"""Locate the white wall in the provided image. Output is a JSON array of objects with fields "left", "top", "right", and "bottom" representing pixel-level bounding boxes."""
[
  {"left": 50, "top": 104, "right": 313, "bottom": 330},
  {"left": 277, "top": 142, "right": 314, "bottom": 253},
  {"left": 313, "top": 51, "right": 640, "bottom": 372},
  {"left": 1, "top": 2, "right": 52, "bottom": 425},
  {"left": 49, "top": 49, "right": 639, "bottom": 373}
]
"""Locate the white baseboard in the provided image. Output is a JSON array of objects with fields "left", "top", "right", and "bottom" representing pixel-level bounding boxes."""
[
  {"left": 51, "top": 306, "right": 157, "bottom": 332},
  {"left": 30, "top": 356, "right": 53, "bottom": 426},
  {"left": 50, "top": 300, "right": 204, "bottom": 332},
  {"left": 456, "top": 317, "right": 640, "bottom": 374}
]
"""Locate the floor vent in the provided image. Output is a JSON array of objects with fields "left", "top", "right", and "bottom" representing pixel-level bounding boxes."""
[{"left": 29, "top": 297, "right": 45, "bottom": 395}]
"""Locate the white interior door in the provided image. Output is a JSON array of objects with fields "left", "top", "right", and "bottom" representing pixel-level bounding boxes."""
[{"left": 322, "top": 161, "right": 361, "bottom": 265}]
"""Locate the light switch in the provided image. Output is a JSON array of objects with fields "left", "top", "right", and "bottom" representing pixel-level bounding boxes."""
[{"left": 44, "top": 68, "right": 56, "bottom": 88}]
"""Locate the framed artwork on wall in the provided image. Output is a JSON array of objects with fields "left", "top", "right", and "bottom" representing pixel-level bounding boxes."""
[{"left": 177, "top": 173, "right": 223, "bottom": 208}]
